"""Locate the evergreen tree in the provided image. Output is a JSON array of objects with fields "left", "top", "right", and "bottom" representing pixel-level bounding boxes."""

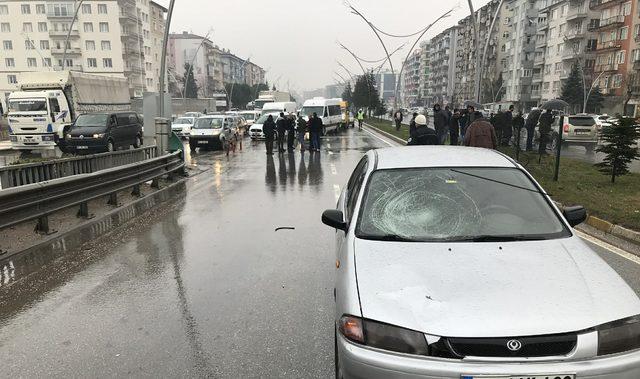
[
  {"left": 586, "top": 86, "right": 604, "bottom": 114},
  {"left": 560, "top": 63, "right": 583, "bottom": 114},
  {"left": 352, "top": 72, "right": 381, "bottom": 115},
  {"left": 341, "top": 82, "right": 353, "bottom": 107},
  {"left": 595, "top": 117, "right": 640, "bottom": 183},
  {"left": 182, "top": 63, "right": 199, "bottom": 99}
]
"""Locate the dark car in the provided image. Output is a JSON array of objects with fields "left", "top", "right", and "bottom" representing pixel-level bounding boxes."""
[{"left": 66, "top": 112, "right": 143, "bottom": 153}]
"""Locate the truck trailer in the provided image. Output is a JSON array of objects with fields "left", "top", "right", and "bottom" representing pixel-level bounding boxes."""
[
  {"left": 253, "top": 91, "right": 291, "bottom": 110},
  {"left": 6, "top": 71, "right": 130, "bottom": 150}
]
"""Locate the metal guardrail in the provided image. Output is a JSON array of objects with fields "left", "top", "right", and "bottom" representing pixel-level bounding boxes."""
[
  {"left": 0, "top": 151, "right": 184, "bottom": 234},
  {"left": 0, "top": 146, "right": 157, "bottom": 189}
]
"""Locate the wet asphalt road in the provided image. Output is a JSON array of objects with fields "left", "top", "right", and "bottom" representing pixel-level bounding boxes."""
[{"left": 0, "top": 128, "right": 640, "bottom": 378}]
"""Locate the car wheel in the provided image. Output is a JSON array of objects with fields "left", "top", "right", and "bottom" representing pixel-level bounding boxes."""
[
  {"left": 335, "top": 327, "right": 343, "bottom": 379},
  {"left": 133, "top": 135, "right": 142, "bottom": 148},
  {"left": 107, "top": 140, "right": 115, "bottom": 152}
]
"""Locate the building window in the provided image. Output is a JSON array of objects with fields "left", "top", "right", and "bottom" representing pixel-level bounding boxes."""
[
  {"left": 25, "top": 40, "right": 34, "bottom": 50},
  {"left": 98, "top": 4, "right": 107, "bottom": 14},
  {"left": 27, "top": 58, "right": 37, "bottom": 67},
  {"left": 0, "top": 5, "right": 8, "bottom": 14},
  {"left": 85, "top": 40, "right": 95, "bottom": 50},
  {"left": 82, "top": 4, "right": 91, "bottom": 14},
  {"left": 612, "top": 74, "right": 623, "bottom": 88},
  {"left": 42, "top": 58, "right": 51, "bottom": 67},
  {"left": 36, "top": 4, "right": 45, "bottom": 14},
  {"left": 623, "top": 1, "right": 631, "bottom": 16},
  {"left": 40, "top": 40, "right": 49, "bottom": 50},
  {"left": 99, "top": 22, "right": 109, "bottom": 33},
  {"left": 21, "top": 4, "right": 31, "bottom": 14},
  {"left": 3, "top": 40, "right": 12, "bottom": 50},
  {"left": 5, "top": 58, "right": 15, "bottom": 67},
  {"left": 555, "top": 62, "right": 562, "bottom": 73},
  {"left": 101, "top": 40, "right": 111, "bottom": 50},
  {"left": 83, "top": 23, "right": 92, "bottom": 33},
  {"left": 552, "top": 81, "right": 559, "bottom": 91},
  {"left": 620, "top": 26, "right": 629, "bottom": 40},
  {"left": 103, "top": 58, "right": 113, "bottom": 68},
  {"left": 616, "top": 50, "right": 626, "bottom": 64},
  {"left": 8, "top": 75, "right": 17, "bottom": 84},
  {"left": 23, "top": 23, "right": 33, "bottom": 33},
  {"left": 38, "top": 22, "right": 48, "bottom": 32},
  {"left": 1, "top": 23, "right": 10, "bottom": 33},
  {"left": 87, "top": 58, "right": 97, "bottom": 68}
]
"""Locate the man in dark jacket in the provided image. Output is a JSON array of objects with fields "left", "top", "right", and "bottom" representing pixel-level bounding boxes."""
[
  {"left": 513, "top": 112, "right": 525, "bottom": 149},
  {"left": 263, "top": 114, "right": 276, "bottom": 155},
  {"left": 449, "top": 109, "right": 461, "bottom": 145},
  {"left": 276, "top": 112, "right": 287, "bottom": 153},
  {"left": 433, "top": 103, "right": 448, "bottom": 145},
  {"left": 464, "top": 112, "right": 497, "bottom": 149},
  {"left": 461, "top": 105, "right": 476, "bottom": 140},
  {"left": 286, "top": 113, "right": 296, "bottom": 152},
  {"left": 538, "top": 109, "right": 555, "bottom": 154},
  {"left": 407, "top": 115, "right": 438, "bottom": 145},
  {"left": 503, "top": 105, "right": 514, "bottom": 146},
  {"left": 409, "top": 112, "right": 419, "bottom": 137},
  {"left": 310, "top": 112, "right": 323, "bottom": 152},
  {"left": 296, "top": 115, "right": 307, "bottom": 152},
  {"left": 394, "top": 110, "right": 404, "bottom": 131},
  {"left": 524, "top": 109, "right": 541, "bottom": 151}
]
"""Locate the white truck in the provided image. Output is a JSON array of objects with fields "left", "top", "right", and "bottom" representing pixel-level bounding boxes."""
[
  {"left": 6, "top": 71, "right": 130, "bottom": 151},
  {"left": 253, "top": 90, "right": 291, "bottom": 110}
]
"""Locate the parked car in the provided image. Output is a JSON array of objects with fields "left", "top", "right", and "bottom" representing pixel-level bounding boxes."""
[
  {"left": 249, "top": 112, "right": 280, "bottom": 140},
  {"left": 66, "top": 112, "right": 143, "bottom": 153},
  {"left": 171, "top": 116, "right": 195, "bottom": 138},
  {"left": 183, "top": 111, "right": 203, "bottom": 118},
  {"left": 189, "top": 115, "right": 237, "bottom": 151},
  {"left": 324, "top": 146, "right": 640, "bottom": 379}
]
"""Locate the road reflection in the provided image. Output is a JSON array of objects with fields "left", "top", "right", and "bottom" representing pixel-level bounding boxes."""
[{"left": 265, "top": 152, "right": 323, "bottom": 190}]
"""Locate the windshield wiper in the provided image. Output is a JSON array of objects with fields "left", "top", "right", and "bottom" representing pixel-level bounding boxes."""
[
  {"left": 362, "top": 234, "right": 417, "bottom": 242},
  {"left": 449, "top": 169, "right": 550, "bottom": 196},
  {"left": 448, "top": 235, "right": 549, "bottom": 242}
]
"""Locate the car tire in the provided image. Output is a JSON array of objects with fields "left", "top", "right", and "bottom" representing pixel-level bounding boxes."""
[
  {"left": 133, "top": 135, "right": 142, "bottom": 148},
  {"left": 107, "top": 140, "right": 115, "bottom": 152}
]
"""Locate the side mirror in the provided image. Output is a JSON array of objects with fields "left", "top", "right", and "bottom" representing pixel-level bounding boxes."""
[
  {"left": 563, "top": 206, "right": 587, "bottom": 227},
  {"left": 322, "top": 209, "right": 347, "bottom": 231}
]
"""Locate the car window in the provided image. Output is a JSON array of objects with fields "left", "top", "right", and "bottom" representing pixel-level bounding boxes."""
[
  {"left": 356, "top": 167, "right": 570, "bottom": 241},
  {"left": 568, "top": 117, "right": 596, "bottom": 126},
  {"left": 128, "top": 114, "right": 138, "bottom": 125},
  {"left": 346, "top": 157, "right": 369, "bottom": 221}
]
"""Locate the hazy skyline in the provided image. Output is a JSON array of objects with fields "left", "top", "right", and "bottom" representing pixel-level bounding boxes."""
[{"left": 158, "top": 0, "right": 492, "bottom": 93}]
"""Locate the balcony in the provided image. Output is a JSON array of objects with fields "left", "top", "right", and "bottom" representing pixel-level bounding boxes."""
[
  {"left": 47, "top": 11, "right": 73, "bottom": 19},
  {"left": 534, "top": 55, "right": 545, "bottom": 66},
  {"left": 594, "top": 63, "right": 619, "bottom": 72},
  {"left": 537, "top": 19, "right": 549, "bottom": 31},
  {"left": 596, "top": 40, "right": 623, "bottom": 52},
  {"left": 535, "top": 39, "right": 547, "bottom": 49},
  {"left": 49, "top": 29, "right": 80, "bottom": 38},
  {"left": 51, "top": 47, "right": 81, "bottom": 55},
  {"left": 589, "top": 0, "right": 626, "bottom": 10},
  {"left": 588, "top": 15, "right": 625, "bottom": 32},
  {"left": 565, "top": 28, "right": 585, "bottom": 40},
  {"left": 532, "top": 73, "right": 543, "bottom": 82},
  {"left": 531, "top": 89, "right": 541, "bottom": 98},
  {"left": 567, "top": 7, "right": 589, "bottom": 21}
]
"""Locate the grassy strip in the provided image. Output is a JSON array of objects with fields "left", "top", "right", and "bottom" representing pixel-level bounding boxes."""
[{"left": 365, "top": 117, "right": 640, "bottom": 231}]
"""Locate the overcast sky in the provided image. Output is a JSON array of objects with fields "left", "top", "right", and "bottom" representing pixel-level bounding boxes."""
[{"left": 158, "top": 0, "right": 492, "bottom": 92}]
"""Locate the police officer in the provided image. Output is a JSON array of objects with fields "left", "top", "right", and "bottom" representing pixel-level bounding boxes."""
[{"left": 357, "top": 109, "right": 365, "bottom": 130}]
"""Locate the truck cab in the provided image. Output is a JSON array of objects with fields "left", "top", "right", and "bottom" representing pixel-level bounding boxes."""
[{"left": 7, "top": 90, "right": 71, "bottom": 150}]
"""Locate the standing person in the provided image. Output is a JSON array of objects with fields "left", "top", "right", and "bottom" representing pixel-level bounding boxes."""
[
  {"left": 461, "top": 105, "right": 476, "bottom": 140},
  {"left": 525, "top": 109, "right": 541, "bottom": 151},
  {"left": 409, "top": 112, "right": 419, "bottom": 137},
  {"left": 310, "top": 112, "right": 323, "bottom": 152},
  {"left": 444, "top": 105, "right": 453, "bottom": 126},
  {"left": 286, "top": 113, "right": 296, "bottom": 153},
  {"left": 394, "top": 109, "right": 404, "bottom": 131},
  {"left": 276, "top": 112, "right": 287, "bottom": 153},
  {"left": 356, "top": 109, "right": 365, "bottom": 130},
  {"left": 503, "top": 105, "right": 514, "bottom": 146},
  {"left": 464, "top": 111, "right": 498, "bottom": 149},
  {"left": 296, "top": 115, "right": 307, "bottom": 152},
  {"left": 449, "top": 109, "right": 461, "bottom": 146},
  {"left": 433, "top": 103, "right": 448, "bottom": 145},
  {"left": 538, "top": 109, "right": 555, "bottom": 154},
  {"left": 263, "top": 114, "right": 276, "bottom": 155},
  {"left": 407, "top": 115, "right": 438, "bottom": 145},
  {"left": 513, "top": 112, "right": 525, "bottom": 150}
]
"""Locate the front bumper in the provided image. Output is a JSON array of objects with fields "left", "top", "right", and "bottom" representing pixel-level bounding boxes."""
[
  {"left": 10, "top": 134, "right": 57, "bottom": 150},
  {"left": 189, "top": 136, "right": 221, "bottom": 146},
  {"left": 172, "top": 128, "right": 190, "bottom": 137},
  {"left": 249, "top": 130, "right": 265, "bottom": 139},
  {"left": 337, "top": 334, "right": 640, "bottom": 379},
  {"left": 66, "top": 137, "right": 108, "bottom": 152}
]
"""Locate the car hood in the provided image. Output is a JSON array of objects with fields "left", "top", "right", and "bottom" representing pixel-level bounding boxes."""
[
  {"left": 354, "top": 237, "right": 640, "bottom": 338},
  {"left": 69, "top": 126, "right": 107, "bottom": 135}
]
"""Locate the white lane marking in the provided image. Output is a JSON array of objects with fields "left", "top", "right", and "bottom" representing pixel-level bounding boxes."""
[
  {"left": 330, "top": 163, "right": 337, "bottom": 175},
  {"left": 333, "top": 184, "right": 341, "bottom": 201},
  {"left": 363, "top": 128, "right": 395, "bottom": 147},
  {"left": 576, "top": 230, "right": 640, "bottom": 265}
]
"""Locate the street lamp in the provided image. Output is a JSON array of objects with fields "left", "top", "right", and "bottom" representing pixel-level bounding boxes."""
[
  {"left": 61, "top": 0, "right": 85, "bottom": 70},
  {"left": 158, "top": 0, "right": 176, "bottom": 118},
  {"left": 182, "top": 28, "right": 214, "bottom": 100}
]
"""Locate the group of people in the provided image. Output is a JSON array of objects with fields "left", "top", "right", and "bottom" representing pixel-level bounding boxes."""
[{"left": 261, "top": 112, "right": 324, "bottom": 155}]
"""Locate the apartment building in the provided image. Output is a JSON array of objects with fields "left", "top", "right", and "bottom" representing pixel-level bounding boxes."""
[
  {"left": 429, "top": 27, "right": 457, "bottom": 107},
  {"left": 402, "top": 48, "right": 422, "bottom": 107},
  {"left": 0, "top": 0, "right": 166, "bottom": 98},
  {"left": 418, "top": 40, "right": 431, "bottom": 106}
]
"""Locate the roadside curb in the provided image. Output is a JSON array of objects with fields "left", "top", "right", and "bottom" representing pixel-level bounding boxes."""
[
  {"left": 0, "top": 178, "right": 186, "bottom": 263},
  {"left": 365, "top": 121, "right": 640, "bottom": 251},
  {"left": 363, "top": 122, "right": 407, "bottom": 146}
]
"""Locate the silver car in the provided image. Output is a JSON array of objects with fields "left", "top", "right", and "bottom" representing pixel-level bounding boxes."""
[{"left": 323, "top": 146, "right": 640, "bottom": 379}]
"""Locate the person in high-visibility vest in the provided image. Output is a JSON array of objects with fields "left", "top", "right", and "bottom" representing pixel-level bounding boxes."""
[{"left": 357, "top": 109, "right": 365, "bottom": 130}]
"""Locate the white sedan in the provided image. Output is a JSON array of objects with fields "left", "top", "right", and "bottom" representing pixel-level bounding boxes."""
[{"left": 324, "top": 146, "right": 640, "bottom": 379}]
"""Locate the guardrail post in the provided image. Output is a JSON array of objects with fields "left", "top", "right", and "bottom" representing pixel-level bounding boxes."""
[
  {"left": 77, "top": 201, "right": 94, "bottom": 219},
  {"left": 131, "top": 184, "right": 142, "bottom": 197},
  {"left": 151, "top": 178, "right": 160, "bottom": 189},
  {"left": 35, "top": 215, "right": 56, "bottom": 235},
  {"left": 107, "top": 192, "right": 120, "bottom": 207}
]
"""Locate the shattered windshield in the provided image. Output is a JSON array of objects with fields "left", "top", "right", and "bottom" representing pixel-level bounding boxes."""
[{"left": 356, "top": 168, "right": 570, "bottom": 242}]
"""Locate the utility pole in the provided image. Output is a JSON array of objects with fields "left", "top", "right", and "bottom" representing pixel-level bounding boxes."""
[
  {"left": 158, "top": 0, "right": 176, "bottom": 118},
  {"left": 61, "top": 0, "right": 85, "bottom": 70}
]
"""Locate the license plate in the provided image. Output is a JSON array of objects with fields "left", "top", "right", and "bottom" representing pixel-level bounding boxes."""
[
  {"left": 197, "top": 140, "right": 208, "bottom": 144},
  {"left": 462, "top": 375, "right": 575, "bottom": 379},
  {"left": 77, "top": 146, "right": 88, "bottom": 149},
  {"left": 575, "top": 131, "right": 590, "bottom": 135}
]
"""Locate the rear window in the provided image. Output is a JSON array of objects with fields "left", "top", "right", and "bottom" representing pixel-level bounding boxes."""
[{"left": 568, "top": 117, "right": 595, "bottom": 126}]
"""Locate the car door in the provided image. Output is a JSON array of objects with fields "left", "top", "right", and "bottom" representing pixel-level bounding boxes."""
[{"left": 337, "top": 156, "right": 369, "bottom": 257}]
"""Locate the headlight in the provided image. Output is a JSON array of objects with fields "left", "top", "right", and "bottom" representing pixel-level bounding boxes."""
[
  {"left": 597, "top": 315, "right": 640, "bottom": 356},
  {"left": 66, "top": 134, "right": 72, "bottom": 139},
  {"left": 339, "top": 315, "right": 428, "bottom": 355},
  {"left": 93, "top": 133, "right": 105, "bottom": 139},
  {"left": 41, "top": 135, "right": 54, "bottom": 142}
]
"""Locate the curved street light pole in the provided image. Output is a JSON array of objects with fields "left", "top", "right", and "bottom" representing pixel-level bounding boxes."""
[
  {"left": 62, "top": 0, "right": 85, "bottom": 70},
  {"left": 228, "top": 55, "right": 252, "bottom": 109},
  {"left": 182, "top": 29, "right": 213, "bottom": 100},
  {"left": 158, "top": 0, "right": 176, "bottom": 118},
  {"left": 466, "top": 0, "right": 481, "bottom": 103},
  {"left": 478, "top": 0, "right": 505, "bottom": 103}
]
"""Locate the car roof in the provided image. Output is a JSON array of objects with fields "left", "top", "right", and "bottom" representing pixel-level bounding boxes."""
[
  {"left": 373, "top": 146, "right": 518, "bottom": 169},
  {"left": 199, "top": 115, "right": 226, "bottom": 119}
]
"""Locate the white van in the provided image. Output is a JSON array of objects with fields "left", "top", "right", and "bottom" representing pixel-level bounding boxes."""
[
  {"left": 261, "top": 102, "right": 297, "bottom": 116},
  {"left": 299, "top": 97, "right": 342, "bottom": 135}
]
